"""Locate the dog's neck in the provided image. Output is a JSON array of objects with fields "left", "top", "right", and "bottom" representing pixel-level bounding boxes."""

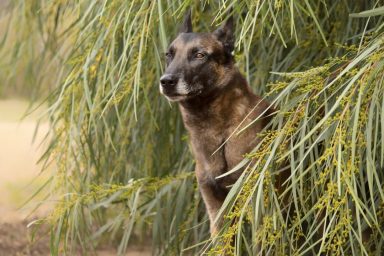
[{"left": 179, "top": 70, "right": 253, "bottom": 127}]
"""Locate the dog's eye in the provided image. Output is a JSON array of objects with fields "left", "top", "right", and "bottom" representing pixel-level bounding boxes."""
[{"left": 194, "top": 52, "right": 205, "bottom": 59}]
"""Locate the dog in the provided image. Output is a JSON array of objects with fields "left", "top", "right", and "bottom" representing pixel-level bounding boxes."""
[{"left": 159, "top": 10, "right": 275, "bottom": 235}]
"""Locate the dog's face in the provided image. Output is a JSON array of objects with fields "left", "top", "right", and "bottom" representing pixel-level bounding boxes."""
[{"left": 160, "top": 10, "right": 235, "bottom": 101}]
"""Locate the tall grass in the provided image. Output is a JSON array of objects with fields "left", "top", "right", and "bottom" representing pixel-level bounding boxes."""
[{"left": 1, "top": 0, "right": 384, "bottom": 255}]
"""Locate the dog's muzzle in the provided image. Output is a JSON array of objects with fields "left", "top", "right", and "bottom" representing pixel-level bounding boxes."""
[
  {"left": 160, "top": 74, "right": 178, "bottom": 91},
  {"left": 160, "top": 74, "right": 199, "bottom": 101}
]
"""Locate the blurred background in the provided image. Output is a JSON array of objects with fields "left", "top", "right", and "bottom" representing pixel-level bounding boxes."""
[
  {"left": 0, "top": 0, "right": 50, "bottom": 253},
  {"left": 0, "top": 0, "right": 149, "bottom": 254}
]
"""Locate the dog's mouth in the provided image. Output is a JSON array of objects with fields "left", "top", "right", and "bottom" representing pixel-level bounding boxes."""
[{"left": 160, "top": 88, "right": 202, "bottom": 102}]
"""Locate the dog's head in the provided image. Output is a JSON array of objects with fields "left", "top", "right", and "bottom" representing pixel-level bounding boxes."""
[{"left": 160, "top": 10, "right": 235, "bottom": 101}]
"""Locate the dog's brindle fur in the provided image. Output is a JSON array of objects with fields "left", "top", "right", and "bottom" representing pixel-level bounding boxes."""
[{"left": 160, "top": 11, "right": 274, "bottom": 234}]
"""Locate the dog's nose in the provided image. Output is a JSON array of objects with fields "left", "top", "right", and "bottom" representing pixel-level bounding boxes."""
[{"left": 160, "top": 74, "right": 178, "bottom": 89}]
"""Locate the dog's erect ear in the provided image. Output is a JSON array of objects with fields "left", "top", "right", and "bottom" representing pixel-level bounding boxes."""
[
  {"left": 179, "top": 9, "right": 193, "bottom": 33},
  {"left": 213, "top": 15, "right": 235, "bottom": 52}
]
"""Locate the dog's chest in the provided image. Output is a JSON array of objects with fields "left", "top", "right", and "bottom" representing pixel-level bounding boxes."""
[
  {"left": 189, "top": 122, "right": 258, "bottom": 187},
  {"left": 180, "top": 94, "right": 268, "bottom": 189}
]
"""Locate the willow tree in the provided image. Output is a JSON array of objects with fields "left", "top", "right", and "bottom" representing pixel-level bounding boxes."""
[{"left": 1, "top": 0, "right": 384, "bottom": 255}]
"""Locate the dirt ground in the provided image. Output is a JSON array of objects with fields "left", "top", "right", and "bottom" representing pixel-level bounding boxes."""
[{"left": 0, "top": 99, "right": 150, "bottom": 255}]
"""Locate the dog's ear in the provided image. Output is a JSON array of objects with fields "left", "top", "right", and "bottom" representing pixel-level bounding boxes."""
[
  {"left": 213, "top": 14, "right": 235, "bottom": 52},
  {"left": 179, "top": 9, "right": 193, "bottom": 33}
]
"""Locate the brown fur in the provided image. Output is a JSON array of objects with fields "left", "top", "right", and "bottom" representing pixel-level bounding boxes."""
[
  {"left": 179, "top": 72, "right": 274, "bottom": 234},
  {"left": 160, "top": 10, "right": 275, "bottom": 234}
]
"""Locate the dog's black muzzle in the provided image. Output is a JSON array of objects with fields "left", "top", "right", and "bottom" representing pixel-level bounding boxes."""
[{"left": 160, "top": 74, "right": 179, "bottom": 95}]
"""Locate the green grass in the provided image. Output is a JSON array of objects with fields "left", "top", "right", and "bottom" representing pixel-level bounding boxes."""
[{"left": 1, "top": 0, "right": 384, "bottom": 255}]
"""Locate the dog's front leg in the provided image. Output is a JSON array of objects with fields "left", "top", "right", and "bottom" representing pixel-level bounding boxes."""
[
  {"left": 199, "top": 182, "right": 224, "bottom": 235},
  {"left": 196, "top": 172, "right": 227, "bottom": 235}
]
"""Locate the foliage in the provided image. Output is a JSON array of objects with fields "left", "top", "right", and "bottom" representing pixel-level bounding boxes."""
[
  {"left": 0, "top": 0, "right": 70, "bottom": 98},
  {"left": 1, "top": 0, "right": 384, "bottom": 255}
]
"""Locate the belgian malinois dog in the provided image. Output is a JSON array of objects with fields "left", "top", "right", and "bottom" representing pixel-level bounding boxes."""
[{"left": 160, "top": 10, "right": 275, "bottom": 235}]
